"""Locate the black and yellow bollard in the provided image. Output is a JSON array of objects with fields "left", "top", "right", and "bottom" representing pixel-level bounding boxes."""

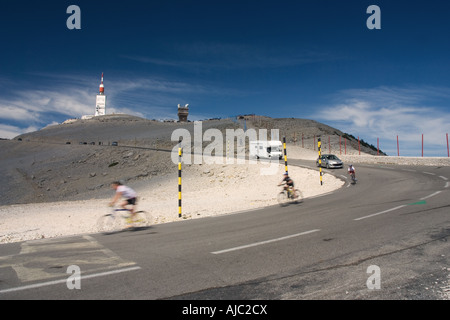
[
  {"left": 178, "top": 140, "right": 182, "bottom": 218},
  {"left": 283, "top": 136, "right": 288, "bottom": 174},
  {"left": 318, "top": 138, "right": 323, "bottom": 185}
]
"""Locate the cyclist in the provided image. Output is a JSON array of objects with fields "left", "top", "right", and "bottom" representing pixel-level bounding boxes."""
[
  {"left": 348, "top": 164, "right": 356, "bottom": 182},
  {"left": 278, "top": 172, "right": 295, "bottom": 197},
  {"left": 110, "top": 181, "right": 138, "bottom": 219}
]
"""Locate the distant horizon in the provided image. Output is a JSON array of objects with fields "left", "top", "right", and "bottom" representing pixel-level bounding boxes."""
[{"left": 6, "top": 111, "right": 450, "bottom": 158}]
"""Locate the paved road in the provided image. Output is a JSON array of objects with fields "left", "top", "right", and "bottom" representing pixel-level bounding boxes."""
[{"left": 1, "top": 161, "right": 449, "bottom": 300}]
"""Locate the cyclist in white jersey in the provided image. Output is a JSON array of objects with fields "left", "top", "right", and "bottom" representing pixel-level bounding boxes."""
[
  {"left": 348, "top": 164, "right": 357, "bottom": 182},
  {"left": 110, "top": 181, "right": 138, "bottom": 218}
]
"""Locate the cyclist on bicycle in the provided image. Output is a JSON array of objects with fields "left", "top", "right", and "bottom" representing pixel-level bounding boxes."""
[
  {"left": 348, "top": 164, "right": 356, "bottom": 181},
  {"left": 110, "top": 181, "right": 138, "bottom": 219},
  {"left": 278, "top": 172, "right": 295, "bottom": 197}
]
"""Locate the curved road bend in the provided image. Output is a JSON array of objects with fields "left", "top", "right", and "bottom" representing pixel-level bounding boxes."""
[{"left": 0, "top": 161, "right": 449, "bottom": 299}]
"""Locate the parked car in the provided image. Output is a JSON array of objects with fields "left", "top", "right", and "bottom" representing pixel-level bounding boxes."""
[
  {"left": 111, "top": 141, "right": 118, "bottom": 146},
  {"left": 316, "top": 154, "right": 343, "bottom": 169}
]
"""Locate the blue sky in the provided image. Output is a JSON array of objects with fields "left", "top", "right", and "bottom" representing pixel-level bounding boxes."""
[{"left": 1, "top": 1, "right": 450, "bottom": 156}]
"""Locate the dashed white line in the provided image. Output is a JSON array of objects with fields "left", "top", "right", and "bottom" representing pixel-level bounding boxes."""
[
  {"left": 211, "top": 229, "right": 320, "bottom": 254},
  {"left": 420, "top": 191, "right": 442, "bottom": 200},
  {"left": 353, "top": 205, "right": 406, "bottom": 221},
  {"left": 423, "top": 172, "right": 436, "bottom": 176},
  {"left": 439, "top": 176, "right": 448, "bottom": 181}
]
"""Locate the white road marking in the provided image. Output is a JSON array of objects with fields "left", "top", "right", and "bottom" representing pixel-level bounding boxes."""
[
  {"left": 420, "top": 191, "right": 442, "bottom": 200},
  {"left": 0, "top": 235, "right": 137, "bottom": 287},
  {"left": 353, "top": 205, "right": 406, "bottom": 221},
  {"left": 423, "top": 172, "right": 436, "bottom": 175},
  {"left": 439, "top": 176, "right": 448, "bottom": 181},
  {"left": 0, "top": 266, "right": 141, "bottom": 294},
  {"left": 211, "top": 229, "right": 320, "bottom": 254}
]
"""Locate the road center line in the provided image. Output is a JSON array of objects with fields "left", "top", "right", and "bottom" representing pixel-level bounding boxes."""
[
  {"left": 353, "top": 205, "right": 406, "bottom": 221},
  {"left": 420, "top": 191, "right": 442, "bottom": 200},
  {"left": 0, "top": 266, "right": 141, "bottom": 295},
  {"left": 211, "top": 229, "right": 320, "bottom": 255}
]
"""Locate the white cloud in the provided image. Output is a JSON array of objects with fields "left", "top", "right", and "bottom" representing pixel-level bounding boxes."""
[
  {"left": 0, "top": 73, "right": 234, "bottom": 138},
  {"left": 316, "top": 86, "right": 450, "bottom": 156},
  {"left": 0, "top": 123, "right": 38, "bottom": 139},
  {"left": 0, "top": 89, "right": 93, "bottom": 123}
]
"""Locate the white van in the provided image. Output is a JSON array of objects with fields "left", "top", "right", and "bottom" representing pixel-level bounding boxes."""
[{"left": 250, "top": 141, "right": 283, "bottom": 160}]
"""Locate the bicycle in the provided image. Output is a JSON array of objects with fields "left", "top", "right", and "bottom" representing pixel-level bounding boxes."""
[
  {"left": 349, "top": 171, "right": 357, "bottom": 184},
  {"left": 277, "top": 185, "right": 303, "bottom": 206},
  {"left": 97, "top": 206, "right": 152, "bottom": 232}
]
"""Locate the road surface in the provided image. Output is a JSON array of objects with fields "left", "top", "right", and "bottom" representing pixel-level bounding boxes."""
[{"left": 1, "top": 160, "right": 449, "bottom": 301}]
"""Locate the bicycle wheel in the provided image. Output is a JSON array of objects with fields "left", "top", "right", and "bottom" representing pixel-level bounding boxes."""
[
  {"left": 127, "top": 210, "right": 153, "bottom": 228},
  {"left": 293, "top": 189, "right": 303, "bottom": 203},
  {"left": 277, "top": 191, "right": 288, "bottom": 206},
  {"left": 97, "top": 213, "right": 119, "bottom": 232}
]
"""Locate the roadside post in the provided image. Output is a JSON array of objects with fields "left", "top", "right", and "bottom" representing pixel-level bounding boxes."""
[
  {"left": 358, "top": 136, "right": 361, "bottom": 155},
  {"left": 283, "top": 136, "right": 288, "bottom": 174},
  {"left": 447, "top": 133, "right": 449, "bottom": 157},
  {"left": 178, "top": 140, "right": 182, "bottom": 218},
  {"left": 318, "top": 138, "right": 323, "bottom": 185},
  {"left": 422, "top": 134, "right": 424, "bottom": 157},
  {"left": 377, "top": 138, "right": 379, "bottom": 155}
]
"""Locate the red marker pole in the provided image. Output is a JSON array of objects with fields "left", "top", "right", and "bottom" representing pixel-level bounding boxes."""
[
  {"left": 447, "top": 133, "right": 449, "bottom": 157},
  {"left": 318, "top": 138, "right": 323, "bottom": 186},
  {"left": 422, "top": 134, "right": 424, "bottom": 157},
  {"left": 377, "top": 137, "right": 379, "bottom": 155},
  {"left": 358, "top": 136, "right": 361, "bottom": 155}
]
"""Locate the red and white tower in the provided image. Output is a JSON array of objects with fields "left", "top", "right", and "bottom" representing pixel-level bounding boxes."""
[{"left": 95, "top": 73, "right": 106, "bottom": 116}]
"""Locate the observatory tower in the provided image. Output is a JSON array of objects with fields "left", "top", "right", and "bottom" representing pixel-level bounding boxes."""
[
  {"left": 177, "top": 104, "right": 189, "bottom": 122},
  {"left": 95, "top": 73, "right": 106, "bottom": 116}
]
